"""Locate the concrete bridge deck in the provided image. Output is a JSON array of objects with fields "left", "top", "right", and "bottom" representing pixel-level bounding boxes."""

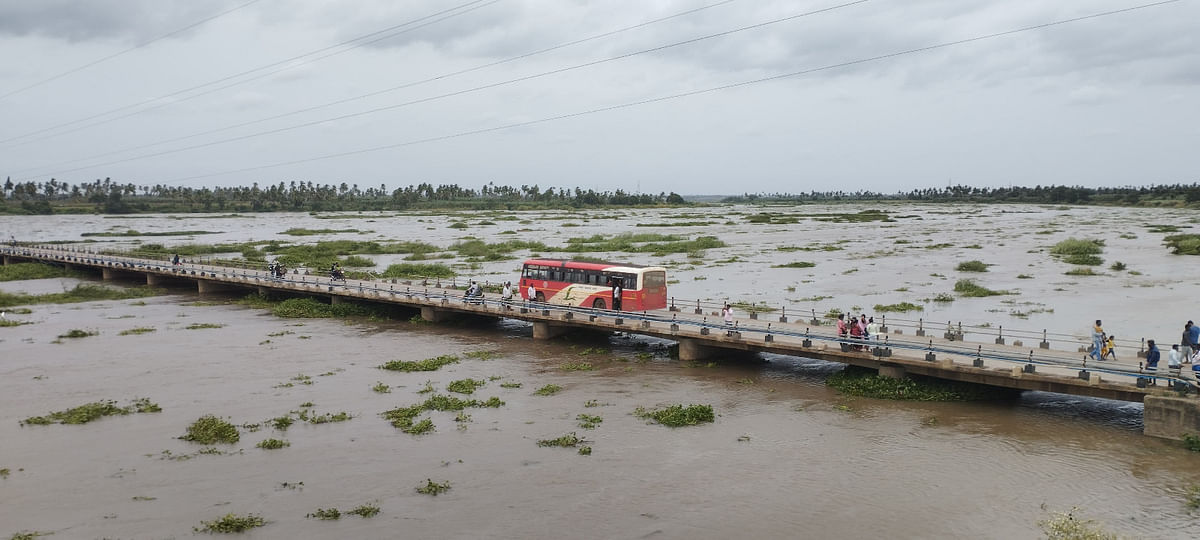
[{"left": 5, "top": 244, "right": 1200, "bottom": 440}]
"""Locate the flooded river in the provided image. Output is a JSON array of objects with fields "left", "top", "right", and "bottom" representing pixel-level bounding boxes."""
[{"left": 2, "top": 204, "right": 1200, "bottom": 538}]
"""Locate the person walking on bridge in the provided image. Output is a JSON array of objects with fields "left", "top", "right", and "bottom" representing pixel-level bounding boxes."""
[
  {"left": 1090, "top": 320, "right": 1105, "bottom": 362},
  {"left": 1144, "top": 340, "right": 1160, "bottom": 385},
  {"left": 1184, "top": 321, "right": 1199, "bottom": 362}
]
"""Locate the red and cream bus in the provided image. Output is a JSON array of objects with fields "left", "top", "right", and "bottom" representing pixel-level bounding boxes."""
[{"left": 519, "top": 258, "right": 668, "bottom": 311}]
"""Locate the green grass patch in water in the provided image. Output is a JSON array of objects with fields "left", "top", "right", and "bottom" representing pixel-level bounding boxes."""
[
  {"left": 955, "top": 260, "right": 988, "bottom": 272},
  {"left": 533, "top": 384, "right": 562, "bottom": 396},
  {"left": 772, "top": 261, "right": 815, "bottom": 268},
  {"left": 537, "top": 432, "right": 584, "bottom": 447},
  {"left": 379, "top": 354, "right": 459, "bottom": 372},
  {"left": 446, "top": 378, "right": 485, "bottom": 394},
  {"left": 21, "top": 398, "right": 161, "bottom": 426},
  {"left": 256, "top": 438, "right": 289, "bottom": 450},
  {"left": 57, "top": 328, "right": 97, "bottom": 338},
  {"left": 416, "top": 479, "right": 451, "bottom": 496},
  {"left": 0, "top": 262, "right": 81, "bottom": 281},
  {"left": 953, "top": 279, "right": 1010, "bottom": 297},
  {"left": 1164, "top": 234, "right": 1200, "bottom": 255},
  {"left": 180, "top": 415, "right": 239, "bottom": 444},
  {"left": 0, "top": 284, "right": 164, "bottom": 308},
  {"left": 194, "top": 513, "right": 265, "bottom": 533},
  {"left": 118, "top": 327, "right": 155, "bottom": 335},
  {"left": 873, "top": 302, "right": 923, "bottom": 313},
  {"left": 826, "top": 366, "right": 1010, "bottom": 401},
  {"left": 634, "top": 404, "right": 715, "bottom": 427}
]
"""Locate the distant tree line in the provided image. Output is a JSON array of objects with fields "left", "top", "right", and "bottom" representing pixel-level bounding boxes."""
[
  {"left": 0, "top": 177, "right": 688, "bottom": 214},
  {"left": 723, "top": 183, "right": 1200, "bottom": 206}
]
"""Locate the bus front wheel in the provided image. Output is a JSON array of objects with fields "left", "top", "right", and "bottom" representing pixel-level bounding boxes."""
[{"left": 592, "top": 299, "right": 606, "bottom": 309}]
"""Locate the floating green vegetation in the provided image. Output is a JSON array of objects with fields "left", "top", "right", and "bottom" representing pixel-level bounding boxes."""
[
  {"left": 238, "top": 294, "right": 400, "bottom": 320},
  {"left": 0, "top": 284, "right": 163, "bottom": 308},
  {"left": 827, "top": 366, "right": 1009, "bottom": 401},
  {"left": 874, "top": 302, "right": 923, "bottom": 313},
  {"left": 1146, "top": 224, "right": 1185, "bottom": 233},
  {"left": 533, "top": 384, "right": 563, "bottom": 396},
  {"left": 577, "top": 414, "right": 603, "bottom": 429},
  {"left": 450, "top": 238, "right": 549, "bottom": 260},
  {"left": 0, "top": 262, "right": 80, "bottom": 281},
  {"left": 500, "top": 382, "right": 522, "bottom": 389},
  {"left": 955, "top": 260, "right": 989, "bottom": 272},
  {"left": 21, "top": 398, "right": 160, "bottom": 426},
  {"left": 634, "top": 404, "right": 715, "bottom": 427},
  {"left": 256, "top": 438, "right": 289, "bottom": 450},
  {"left": 307, "top": 507, "right": 341, "bottom": 520},
  {"left": 180, "top": 415, "right": 239, "bottom": 444},
  {"left": 728, "top": 301, "right": 776, "bottom": 314},
  {"left": 118, "top": 327, "right": 156, "bottom": 335},
  {"left": 1164, "top": 234, "right": 1200, "bottom": 255},
  {"left": 446, "top": 378, "right": 485, "bottom": 394},
  {"left": 809, "top": 209, "right": 894, "bottom": 223},
  {"left": 271, "top": 416, "right": 293, "bottom": 431},
  {"left": 953, "top": 279, "right": 1010, "bottom": 297},
  {"left": 381, "top": 394, "right": 503, "bottom": 434},
  {"left": 1017, "top": 274, "right": 1033, "bottom": 279},
  {"left": 0, "top": 468, "right": 9, "bottom": 478},
  {"left": 380, "top": 262, "right": 456, "bottom": 278},
  {"left": 1064, "top": 267, "right": 1099, "bottom": 276},
  {"left": 379, "top": 354, "right": 460, "bottom": 372},
  {"left": 636, "top": 221, "right": 716, "bottom": 227},
  {"left": 308, "top": 411, "right": 352, "bottom": 424},
  {"left": 1037, "top": 508, "right": 1119, "bottom": 540},
  {"left": 281, "top": 228, "right": 362, "bottom": 236},
  {"left": 82, "top": 229, "right": 220, "bottom": 237},
  {"left": 1063, "top": 253, "right": 1103, "bottom": 266},
  {"left": 772, "top": 261, "right": 815, "bottom": 268},
  {"left": 560, "top": 361, "right": 594, "bottom": 371},
  {"left": 563, "top": 233, "right": 725, "bottom": 255},
  {"left": 346, "top": 503, "right": 381, "bottom": 518},
  {"left": 537, "top": 432, "right": 584, "bottom": 448},
  {"left": 1182, "top": 433, "right": 1200, "bottom": 452},
  {"left": 778, "top": 244, "right": 842, "bottom": 252},
  {"left": 1051, "top": 237, "right": 1104, "bottom": 255},
  {"left": 416, "top": 479, "right": 451, "bottom": 496},
  {"left": 1109, "top": 261, "right": 1127, "bottom": 271},
  {"left": 341, "top": 255, "right": 376, "bottom": 267},
  {"left": 463, "top": 350, "right": 499, "bottom": 360},
  {"left": 194, "top": 513, "right": 266, "bottom": 533},
  {"left": 372, "top": 381, "right": 391, "bottom": 393},
  {"left": 1184, "top": 484, "right": 1200, "bottom": 510},
  {"left": 57, "top": 328, "right": 97, "bottom": 339},
  {"left": 185, "top": 323, "right": 225, "bottom": 330},
  {"left": 9, "top": 531, "right": 50, "bottom": 540},
  {"left": 924, "top": 243, "right": 954, "bottom": 250}
]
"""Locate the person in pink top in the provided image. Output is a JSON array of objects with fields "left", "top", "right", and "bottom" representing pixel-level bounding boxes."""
[{"left": 836, "top": 313, "right": 847, "bottom": 337}]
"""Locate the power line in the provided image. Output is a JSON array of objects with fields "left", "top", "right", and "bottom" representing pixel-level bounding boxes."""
[
  {"left": 151, "top": 0, "right": 1181, "bottom": 186},
  {"left": 21, "top": 0, "right": 869, "bottom": 180},
  {"left": 0, "top": 0, "right": 264, "bottom": 102},
  {"left": 10, "top": 0, "right": 742, "bottom": 177},
  {"left": 0, "top": 0, "right": 497, "bottom": 147}
]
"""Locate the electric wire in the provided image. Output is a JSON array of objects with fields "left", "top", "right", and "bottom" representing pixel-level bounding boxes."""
[
  {"left": 9, "top": 0, "right": 741, "bottom": 177},
  {"left": 20, "top": 0, "right": 870, "bottom": 180},
  {"left": 0, "top": 0, "right": 264, "bottom": 101},
  {"left": 149, "top": 0, "right": 1180, "bottom": 186},
  {"left": 0, "top": 0, "right": 496, "bottom": 147}
]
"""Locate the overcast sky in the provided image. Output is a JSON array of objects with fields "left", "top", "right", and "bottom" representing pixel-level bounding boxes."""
[{"left": 0, "top": 0, "right": 1196, "bottom": 195}]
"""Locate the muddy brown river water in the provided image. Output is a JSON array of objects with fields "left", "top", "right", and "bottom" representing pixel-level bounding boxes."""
[{"left": 3, "top": 204, "right": 1200, "bottom": 538}]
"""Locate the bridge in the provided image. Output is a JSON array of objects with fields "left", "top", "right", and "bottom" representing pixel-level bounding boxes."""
[{"left": 4, "top": 243, "right": 1200, "bottom": 441}]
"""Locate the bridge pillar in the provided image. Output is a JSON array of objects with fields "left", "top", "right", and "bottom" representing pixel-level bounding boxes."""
[
  {"left": 678, "top": 338, "right": 721, "bottom": 361},
  {"left": 146, "top": 273, "right": 162, "bottom": 287},
  {"left": 331, "top": 295, "right": 347, "bottom": 305},
  {"left": 101, "top": 267, "right": 115, "bottom": 281},
  {"left": 878, "top": 363, "right": 907, "bottom": 379},
  {"left": 420, "top": 306, "right": 449, "bottom": 322},
  {"left": 532, "top": 321, "right": 568, "bottom": 340},
  {"left": 197, "top": 280, "right": 235, "bottom": 295},
  {"left": 1143, "top": 395, "right": 1200, "bottom": 441},
  {"left": 2, "top": 255, "right": 10, "bottom": 265}
]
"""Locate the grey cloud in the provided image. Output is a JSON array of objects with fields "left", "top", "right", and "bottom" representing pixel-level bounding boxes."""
[{"left": 0, "top": 0, "right": 249, "bottom": 42}]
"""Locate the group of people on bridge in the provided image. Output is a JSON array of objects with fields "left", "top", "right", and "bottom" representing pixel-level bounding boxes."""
[{"left": 1141, "top": 319, "right": 1200, "bottom": 383}]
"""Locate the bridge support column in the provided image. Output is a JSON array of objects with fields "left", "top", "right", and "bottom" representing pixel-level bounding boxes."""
[
  {"left": 2, "top": 255, "right": 10, "bottom": 265},
  {"left": 532, "top": 321, "right": 568, "bottom": 340},
  {"left": 197, "top": 280, "right": 235, "bottom": 295},
  {"left": 102, "top": 267, "right": 115, "bottom": 281},
  {"left": 1143, "top": 395, "right": 1200, "bottom": 441},
  {"left": 146, "top": 273, "right": 163, "bottom": 287},
  {"left": 331, "top": 295, "right": 347, "bottom": 305},
  {"left": 878, "top": 363, "right": 907, "bottom": 379},
  {"left": 678, "top": 338, "right": 721, "bottom": 362},
  {"left": 420, "top": 306, "right": 449, "bottom": 323}
]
